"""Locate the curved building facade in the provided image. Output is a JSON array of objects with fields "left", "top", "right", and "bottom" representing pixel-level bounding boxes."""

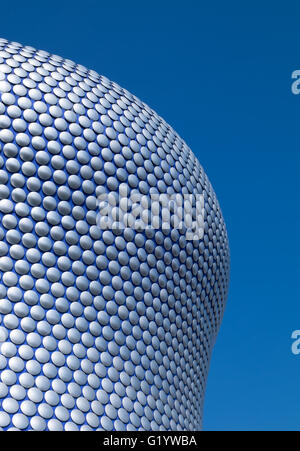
[{"left": 0, "top": 39, "right": 230, "bottom": 431}]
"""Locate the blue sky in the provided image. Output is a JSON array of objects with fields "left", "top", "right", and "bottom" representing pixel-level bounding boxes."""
[{"left": 1, "top": 0, "right": 300, "bottom": 431}]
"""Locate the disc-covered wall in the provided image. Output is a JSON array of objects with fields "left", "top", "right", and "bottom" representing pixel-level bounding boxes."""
[{"left": 0, "top": 39, "right": 230, "bottom": 431}]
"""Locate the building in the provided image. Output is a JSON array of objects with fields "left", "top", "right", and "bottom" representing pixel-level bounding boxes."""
[{"left": 0, "top": 39, "right": 230, "bottom": 431}]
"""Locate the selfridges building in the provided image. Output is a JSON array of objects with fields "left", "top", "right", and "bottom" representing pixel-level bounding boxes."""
[{"left": 0, "top": 39, "right": 230, "bottom": 431}]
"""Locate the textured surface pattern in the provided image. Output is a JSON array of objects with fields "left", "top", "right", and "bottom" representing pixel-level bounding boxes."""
[{"left": 0, "top": 38, "right": 229, "bottom": 431}]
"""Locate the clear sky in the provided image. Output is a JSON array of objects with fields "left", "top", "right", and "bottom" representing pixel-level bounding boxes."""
[{"left": 1, "top": 0, "right": 300, "bottom": 431}]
